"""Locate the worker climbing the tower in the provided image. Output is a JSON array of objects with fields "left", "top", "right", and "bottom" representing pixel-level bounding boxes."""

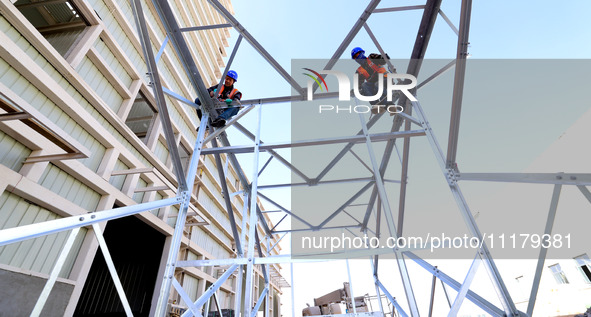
[
  {"left": 351, "top": 47, "right": 393, "bottom": 105},
  {"left": 195, "top": 70, "right": 242, "bottom": 128}
]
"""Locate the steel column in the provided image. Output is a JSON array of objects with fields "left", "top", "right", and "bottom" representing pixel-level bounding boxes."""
[
  {"left": 212, "top": 136, "right": 244, "bottom": 255},
  {"left": 181, "top": 264, "right": 240, "bottom": 317},
  {"left": 30, "top": 228, "right": 81, "bottom": 317},
  {"left": 527, "top": 184, "right": 562, "bottom": 316},
  {"left": 358, "top": 111, "right": 419, "bottom": 315},
  {"left": 448, "top": 254, "right": 481, "bottom": 316},
  {"left": 173, "top": 278, "right": 202, "bottom": 317},
  {"left": 243, "top": 106, "right": 262, "bottom": 317},
  {"left": 155, "top": 117, "right": 210, "bottom": 316},
  {"left": 405, "top": 252, "right": 504, "bottom": 316},
  {"left": 427, "top": 270, "right": 437, "bottom": 317},
  {"left": 131, "top": 0, "right": 187, "bottom": 190},
  {"left": 251, "top": 287, "right": 268, "bottom": 317},
  {"left": 346, "top": 258, "right": 357, "bottom": 314},
  {"left": 412, "top": 100, "right": 519, "bottom": 316},
  {"left": 445, "top": 0, "right": 473, "bottom": 169},
  {"left": 92, "top": 224, "right": 133, "bottom": 316},
  {"left": 375, "top": 278, "right": 409, "bottom": 317}
]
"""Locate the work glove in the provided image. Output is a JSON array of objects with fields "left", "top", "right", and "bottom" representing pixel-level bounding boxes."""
[{"left": 225, "top": 98, "right": 233, "bottom": 106}]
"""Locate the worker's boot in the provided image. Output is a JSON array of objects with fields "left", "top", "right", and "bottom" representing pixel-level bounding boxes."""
[{"left": 211, "top": 118, "right": 226, "bottom": 128}]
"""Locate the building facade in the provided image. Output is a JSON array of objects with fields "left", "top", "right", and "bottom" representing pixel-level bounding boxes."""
[{"left": 0, "top": 0, "right": 283, "bottom": 315}]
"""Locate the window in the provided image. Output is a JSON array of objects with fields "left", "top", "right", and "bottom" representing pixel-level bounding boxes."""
[
  {"left": 14, "top": 0, "right": 90, "bottom": 58},
  {"left": 549, "top": 263, "right": 569, "bottom": 284},
  {"left": 574, "top": 254, "right": 591, "bottom": 283},
  {"left": 125, "top": 92, "right": 157, "bottom": 142}
]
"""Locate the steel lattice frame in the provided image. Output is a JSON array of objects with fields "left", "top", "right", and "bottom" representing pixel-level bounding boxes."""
[{"left": 1, "top": 0, "right": 589, "bottom": 316}]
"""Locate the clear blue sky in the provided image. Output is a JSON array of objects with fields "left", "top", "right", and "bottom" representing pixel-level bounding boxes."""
[{"left": 208, "top": 1, "right": 591, "bottom": 315}]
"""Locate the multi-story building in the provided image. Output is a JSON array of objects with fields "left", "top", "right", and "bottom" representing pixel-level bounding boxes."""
[{"left": 0, "top": 0, "right": 283, "bottom": 315}]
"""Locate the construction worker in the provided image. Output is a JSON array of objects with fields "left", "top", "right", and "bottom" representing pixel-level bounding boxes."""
[
  {"left": 351, "top": 47, "right": 391, "bottom": 104},
  {"left": 195, "top": 70, "right": 242, "bottom": 128}
]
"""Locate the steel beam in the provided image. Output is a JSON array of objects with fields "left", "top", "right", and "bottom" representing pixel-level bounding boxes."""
[
  {"left": 412, "top": 100, "right": 519, "bottom": 316},
  {"left": 458, "top": 172, "right": 591, "bottom": 186},
  {"left": 251, "top": 287, "right": 268, "bottom": 317},
  {"left": 206, "top": 0, "right": 304, "bottom": 95},
  {"left": 243, "top": 106, "right": 262, "bottom": 317},
  {"left": 405, "top": 252, "right": 504, "bottom": 317},
  {"left": 578, "top": 185, "right": 591, "bottom": 203},
  {"left": 233, "top": 122, "right": 311, "bottom": 183},
  {"left": 0, "top": 197, "right": 179, "bottom": 247},
  {"left": 322, "top": 0, "right": 382, "bottom": 73},
  {"left": 181, "top": 264, "right": 239, "bottom": 317},
  {"left": 212, "top": 136, "right": 244, "bottom": 255},
  {"left": 272, "top": 224, "right": 361, "bottom": 235},
  {"left": 93, "top": 224, "right": 133, "bottom": 316},
  {"left": 180, "top": 23, "right": 232, "bottom": 32},
  {"left": 150, "top": 0, "right": 214, "bottom": 114},
  {"left": 258, "top": 192, "right": 314, "bottom": 229},
  {"left": 155, "top": 36, "right": 169, "bottom": 64},
  {"left": 360, "top": 0, "right": 443, "bottom": 236},
  {"left": 172, "top": 278, "right": 202, "bottom": 317},
  {"left": 527, "top": 184, "right": 562, "bottom": 316},
  {"left": 257, "top": 177, "right": 387, "bottom": 190},
  {"left": 214, "top": 35, "right": 243, "bottom": 99},
  {"left": 290, "top": 263, "right": 296, "bottom": 317},
  {"left": 373, "top": 5, "right": 426, "bottom": 13},
  {"left": 315, "top": 113, "right": 385, "bottom": 183},
  {"left": 438, "top": 9, "right": 459, "bottom": 35},
  {"left": 154, "top": 117, "right": 210, "bottom": 316},
  {"left": 363, "top": 23, "right": 398, "bottom": 74},
  {"left": 254, "top": 229, "right": 269, "bottom": 283},
  {"left": 445, "top": 0, "right": 473, "bottom": 169},
  {"left": 30, "top": 228, "right": 80, "bottom": 317},
  {"left": 346, "top": 258, "right": 357, "bottom": 314},
  {"left": 318, "top": 181, "right": 375, "bottom": 228},
  {"left": 201, "top": 130, "right": 425, "bottom": 155},
  {"left": 397, "top": 105, "right": 412, "bottom": 238},
  {"left": 213, "top": 292, "right": 223, "bottom": 317},
  {"left": 256, "top": 204, "right": 272, "bottom": 236},
  {"left": 449, "top": 253, "right": 481, "bottom": 316},
  {"left": 428, "top": 269, "right": 437, "bottom": 317},
  {"left": 131, "top": 0, "right": 187, "bottom": 190},
  {"left": 358, "top": 112, "right": 419, "bottom": 315},
  {"left": 375, "top": 279, "right": 409, "bottom": 317},
  {"left": 407, "top": 0, "right": 443, "bottom": 75},
  {"left": 417, "top": 59, "right": 456, "bottom": 90}
]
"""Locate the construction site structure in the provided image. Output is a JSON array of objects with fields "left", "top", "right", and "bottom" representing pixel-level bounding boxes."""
[
  {"left": 303, "top": 282, "right": 371, "bottom": 316},
  {"left": 0, "top": 0, "right": 589, "bottom": 316},
  {"left": 0, "top": 0, "right": 285, "bottom": 316}
]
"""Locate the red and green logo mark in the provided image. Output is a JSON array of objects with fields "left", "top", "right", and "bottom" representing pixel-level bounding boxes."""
[{"left": 302, "top": 68, "right": 328, "bottom": 91}]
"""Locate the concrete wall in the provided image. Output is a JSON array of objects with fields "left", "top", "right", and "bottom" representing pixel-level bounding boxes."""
[{"left": 0, "top": 268, "right": 74, "bottom": 316}]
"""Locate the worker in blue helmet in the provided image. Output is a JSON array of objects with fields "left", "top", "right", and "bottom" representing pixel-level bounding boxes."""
[
  {"left": 195, "top": 70, "right": 242, "bottom": 128},
  {"left": 351, "top": 47, "right": 392, "bottom": 104}
]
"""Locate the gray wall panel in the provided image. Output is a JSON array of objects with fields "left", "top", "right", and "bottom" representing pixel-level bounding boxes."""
[
  {"left": 0, "top": 130, "right": 31, "bottom": 172},
  {"left": 0, "top": 192, "right": 87, "bottom": 277},
  {"left": 0, "top": 269, "right": 74, "bottom": 317}
]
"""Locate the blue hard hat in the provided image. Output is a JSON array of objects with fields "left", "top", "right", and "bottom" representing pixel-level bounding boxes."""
[
  {"left": 351, "top": 47, "right": 365, "bottom": 58},
  {"left": 226, "top": 70, "right": 238, "bottom": 81}
]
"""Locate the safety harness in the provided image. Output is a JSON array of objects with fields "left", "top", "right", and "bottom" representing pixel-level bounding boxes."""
[
  {"left": 357, "top": 58, "right": 387, "bottom": 81},
  {"left": 216, "top": 85, "right": 239, "bottom": 100}
]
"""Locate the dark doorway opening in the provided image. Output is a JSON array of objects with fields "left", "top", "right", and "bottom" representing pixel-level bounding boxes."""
[{"left": 74, "top": 216, "right": 165, "bottom": 317}]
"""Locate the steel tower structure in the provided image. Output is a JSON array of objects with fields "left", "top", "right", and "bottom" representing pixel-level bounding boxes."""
[{"left": 1, "top": 0, "right": 589, "bottom": 316}]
